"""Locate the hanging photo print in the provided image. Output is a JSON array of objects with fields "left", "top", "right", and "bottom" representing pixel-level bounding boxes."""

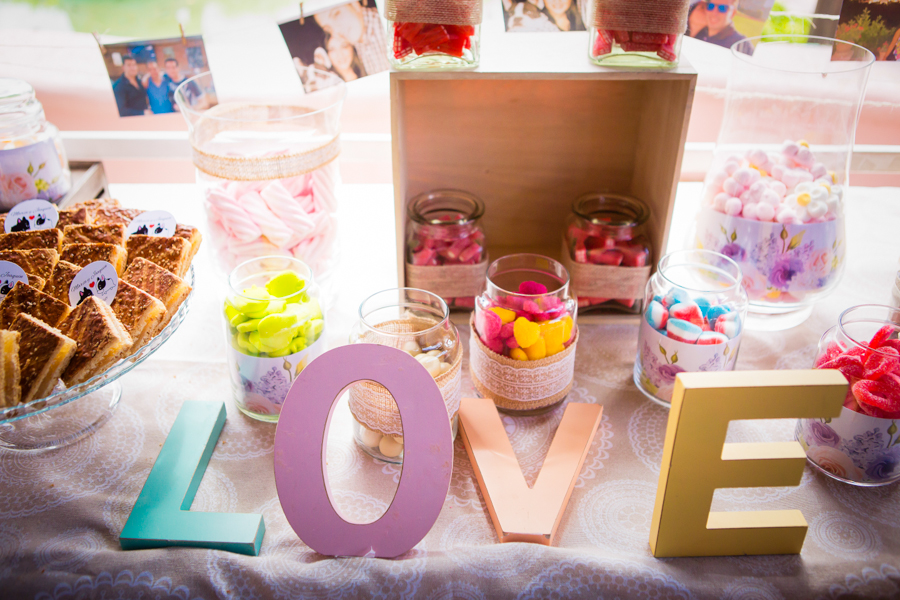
[
  {"left": 687, "top": 0, "right": 775, "bottom": 54},
  {"left": 501, "top": 0, "right": 588, "bottom": 32},
  {"left": 834, "top": 0, "right": 900, "bottom": 61},
  {"left": 279, "top": 0, "right": 390, "bottom": 90},
  {"left": 101, "top": 35, "right": 218, "bottom": 117}
]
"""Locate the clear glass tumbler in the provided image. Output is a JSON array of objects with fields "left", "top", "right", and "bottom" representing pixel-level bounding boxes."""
[
  {"left": 797, "top": 305, "right": 900, "bottom": 487},
  {"left": 693, "top": 36, "right": 874, "bottom": 331}
]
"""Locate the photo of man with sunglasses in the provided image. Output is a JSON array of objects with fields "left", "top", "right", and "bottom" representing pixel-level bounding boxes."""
[{"left": 692, "top": 0, "right": 754, "bottom": 54}]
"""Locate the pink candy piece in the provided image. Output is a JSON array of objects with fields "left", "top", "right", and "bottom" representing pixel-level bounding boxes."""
[
  {"left": 669, "top": 301, "right": 703, "bottom": 325},
  {"left": 499, "top": 321, "right": 515, "bottom": 340},
  {"left": 519, "top": 281, "right": 548, "bottom": 295},
  {"left": 756, "top": 202, "right": 776, "bottom": 222},
  {"left": 697, "top": 331, "right": 729, "bottom": 345},
  {"left": 411, "top": 247, "right": 437, "bottom": 266},
  {"left": 723, "top": 178, "right": 743, "bottom": 197},
  {"left": 591, "top": 249, "right": 624, "bottom": 266},
  {"left": 459, "top": 243, "right": 483, "bottom": 263},
  {"left": 724, "top": 197, "right": 743, "bottom": 216},
  {"left": 741, "top": 203, "right": 759, "bottom": 220},
  {"left": 620, "top": 245, "right": 648, "bottom": 267},
  {"left": 476, "top": 308, "right": 502, "bottom": 342},
  {"left": 713, "top": 193, "right": 730, "bottom": 212},
  {"left": 573, "top": 241, "right": 587, "bottom": 264}
]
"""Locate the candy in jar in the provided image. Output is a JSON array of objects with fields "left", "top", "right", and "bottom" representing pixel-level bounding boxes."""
[
  {"left": 470, "top": 254, "right": 578, "bottom": 414},
  {"left": 405, "top": 189, "right": 486, "bottom": 310},
  {"left": 588, "top": 0, "right": 690, "bottom": 66},
  {"left": 0, "top": 79, "right": 71, "bottom": 209},
  {"left": 386, "top": 0, "right": 482, "bottom": 69},
  {"left": 563, "top": 193, "right": 652, "bottom": 313},
  {"left": 634, "top": 249, "right": 748, "bottom": 406}
]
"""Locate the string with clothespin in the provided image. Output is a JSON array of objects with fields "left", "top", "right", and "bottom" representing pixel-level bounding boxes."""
[
  {"left": 299, "top": 2, "right": 305, "bottom": 24},
  {"left": 91, "top": 31, "right": 107, "bottom": 55},
  {"left": 179, "top": 23, "right": 187, "bottom": 45}
]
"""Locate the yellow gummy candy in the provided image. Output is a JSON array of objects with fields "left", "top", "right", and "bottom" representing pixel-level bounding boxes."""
[
  {"left": 796, "top": 193, "right": 811, "bottom": 207},
  {"left": 546, "top": 342, "right": 565, "bottom": 356},
  {"left": 510, "top": 347, "right": 528, "bottom": 361},
  {"left": 513, "top": 317, "right": 540, "bottom": 348},
  {"left": 523, "top": 337, "right": 547, "bottom": 360},
  {"left": 562, "top": 316, "right": 574, "bottom": 341},
  {"left": 491, "top": 307, "right": 516, "bottom": 324},
  {"left": 539, "top": 320, "right": 565, "bottom": 350}
]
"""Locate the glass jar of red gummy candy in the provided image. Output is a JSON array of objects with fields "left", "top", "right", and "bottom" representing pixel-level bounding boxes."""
[
  {"left": 797, "top": 305, "right": 900, "bottom": 487},
  {"left": 386, "top": 0, "right": 481, "bottom": 69},
  {"left": 588, "top": 0, "right": 689, "bottom": 67},
  {"left": 175, "top": 71, "right": 345, "bottom": 290},
  {"left": 405, "top": 189, "right": 486, "bottom": 310},
  {"left": 563, "top": 193, "right": 651, "bottom": 314},
  {"left": 693, "top": 36, "right": 874, "bottom": 330},
  {"left": 634, "top": 249, "right": 748, "bottom": 407},
  {"left": 471, "top": 254, "right": 578, "bottom": 415},
  {"left": 348, "top": 288, "right": 461, "bottom": 464}
]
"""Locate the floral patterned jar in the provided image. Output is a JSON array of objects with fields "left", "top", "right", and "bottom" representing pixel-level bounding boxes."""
[
  {"left": 797, "top": 305, "right": 900, "bottom": 486},
  {"left": 386, "top": 0, "right": 482, "bottom": 69},
  {"left": 634, "top": 249, "right": 748, "bottom": 407},
  {"left": 563, "top": 193, "right": 652, "bottom": 314},
  {"left": 224, "top": 256, "right": 325, "bottom": 422},
  {"left": 471, "top": 254, "right": 578, "bottom": 415},
  {"left": 0, "top": 78, "right": 71, "bottom": 209},
  {"left": 348, "top": 288, "right": 461, "bottom": 463},
  {"left": 405, "top": 189, "right": 486, "bottom": 310}
]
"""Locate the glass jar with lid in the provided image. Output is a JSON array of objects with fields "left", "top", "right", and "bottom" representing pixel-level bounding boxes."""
[
  {"left": 0, "top": 78, "right": 71, "bottom": 209},
  {"left": 563, "top": 193, "right": 652, "bottom": 314},
  {"left": 405, "top": 189, "right": 486, "bottom": 310}
]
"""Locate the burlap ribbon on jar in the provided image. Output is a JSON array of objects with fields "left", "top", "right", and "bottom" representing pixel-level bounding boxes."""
[
  {"left": 385, "top": 0, "right": 483, "bottom": 26},
  {"left": 468, "top": 314, "right": 578, "bottom": 412},
  {"left": 560, "top": 240, "right": 651, "bottom": 300},
  {"left": 348, "top": 318, "right": 462, "bottom": 437},
  {"left": 405, "top": 259, "right": 488, "bottom": 299},
  {"left": 591, "top": 0, "right": 689, "bottom": 34},
  {"left": 189, "top": 104, "right": 340, "bottom": 181}
]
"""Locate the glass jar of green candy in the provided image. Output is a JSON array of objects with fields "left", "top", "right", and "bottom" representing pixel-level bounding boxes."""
[{"left": 223, "top": 256, "right": 325, "bottom": 422}]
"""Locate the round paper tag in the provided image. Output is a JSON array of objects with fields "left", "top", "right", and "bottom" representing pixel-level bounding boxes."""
[
  {"left": 0, "top": 261, "right": 28, "bottom": 298},
  {"left": 69, "top": 261, "right": 119, "bottom": 307},
  {"left": 126, "top": 210, "right": 176, "bottom": 237},
  {"left": 4, "top": 199, "right": 59, "bottom": 233}
]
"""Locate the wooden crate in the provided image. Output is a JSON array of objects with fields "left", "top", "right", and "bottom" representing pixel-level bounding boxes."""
[{"left": 391, "top": 32, "right": 697, "bottom": 319}]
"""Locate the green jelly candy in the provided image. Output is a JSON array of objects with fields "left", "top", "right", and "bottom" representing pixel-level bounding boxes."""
[
  {"left": 290, "top": 337, "right": 308, "bottom": 354},
  {"left": 232, "top": 285, "right": 271, "bottom": 315},
  {"left": 265, "top": 299, "right": 286, "bottom": 315},
  {"left": 236, "top": 332, "right": 258, "bottom": 356},
  {"left": 308, "top": 318, "right": 325, "bottom": 339},
  {"left": 248, "top": 331, "right": 263, "bottom": 353},
  {"left": 236, "top": 318, "right": 263, "bottom": 333},
  {"left": 267, "top": 346, "right": 293, "bottom": 358},
  {"left": 258, "top": 313, "right": 298, "bottom": 338},
  {"left": 266, "top": 271, "right": 306, "bottom": 298},
  {"left": 258, "top": 329, "right": 293, "bottom": 353},
  {"left": 228, "top": 311, "right": 249, "bottom": 327}
]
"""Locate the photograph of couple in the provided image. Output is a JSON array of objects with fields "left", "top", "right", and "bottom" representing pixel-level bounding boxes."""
[
  {"left": 279, "top": 0, "right": 390, "bottom": 91},
  {"left": 501, "top": 0, "right": 588, "bottom": 32},
  {"left": 102, "top": 36, "right": 218, "bottom": 117}
]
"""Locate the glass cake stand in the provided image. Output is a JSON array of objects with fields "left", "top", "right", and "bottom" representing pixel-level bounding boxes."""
[{"left": 0, "top": 266, "right": 195, "bottom": 451}]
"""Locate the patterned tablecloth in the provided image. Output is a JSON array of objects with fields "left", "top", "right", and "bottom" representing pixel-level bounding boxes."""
[{"left": 1, "top": 184, "right": 899, "bottom": 600}]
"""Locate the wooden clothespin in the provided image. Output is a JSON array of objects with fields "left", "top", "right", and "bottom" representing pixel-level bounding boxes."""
[
  {"left": 300, "top": 2, "right": 305, "bottom": 24},
  {"left": 92, "top": 31, "right": 107, "bottom": 55},
  {"left": 179, "top": 23, "right": 187, "bottom": 45}
]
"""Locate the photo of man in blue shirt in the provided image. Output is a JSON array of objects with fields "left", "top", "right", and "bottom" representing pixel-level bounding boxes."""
[{"left": 112, "top": 55, "right": 149, "bottom": 117}]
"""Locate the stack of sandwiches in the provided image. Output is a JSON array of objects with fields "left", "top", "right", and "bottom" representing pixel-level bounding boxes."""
[{"left": 0, "top": 198, "right": 199, "bottom": 408}]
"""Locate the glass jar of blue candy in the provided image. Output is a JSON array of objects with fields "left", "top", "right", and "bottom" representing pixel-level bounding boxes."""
[{"left": 633, "top": 249, "right": 749, "bottom": 407}]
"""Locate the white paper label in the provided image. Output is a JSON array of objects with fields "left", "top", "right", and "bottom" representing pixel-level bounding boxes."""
[
  {"left": 126, "top": 210, "right": 176, "bottom": 237},
  {"left": 0, "top": 261, "right": 28, "bottom": 298},
  {"left": 4, "top": 199, "right": 59, "bottom": 233},
  {"left": 68, "top": 261, "right": 118, "bottom": 307}
]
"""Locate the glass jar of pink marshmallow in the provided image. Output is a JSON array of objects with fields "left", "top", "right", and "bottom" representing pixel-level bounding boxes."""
[
  {"left": 175, "top": 71, "right": 346, "bottom": 287},
  {"left": 693, "top": 36, "right": 874, "bottom": 330},
  {"left": 405, "top": 189, "right": 486, "bottom": 310},
  {"left": 563, "top": 193, "right": 652, "bottom": 314},
  {"left": 471, "top": 254, "right": 578, "bottom": 415}
]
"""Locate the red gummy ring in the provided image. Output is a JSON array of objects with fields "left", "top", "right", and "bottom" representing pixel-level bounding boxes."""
[
  {"left": 815, "top": 342, "right": 842, "bottom": 368},
  {"left": 864, "top": 346, "right": 900, "bottom": 381},
  {"left": 819, "top": 354, "right": 865, "bottom": 381},
  {"left": 852, "top": 379, "right": 900, "bottom": 415},
  {"left": 868, "top": 325, "right": 895, "bottom": 350}
]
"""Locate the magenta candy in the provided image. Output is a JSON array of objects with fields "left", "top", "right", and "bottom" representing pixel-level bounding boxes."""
[
  {"left": 476, "top": 307, "right": 502, "bottom": 342},
  {"left": 411, "top": 248, "right": 436, "bottom": 266},
  {"left": 485, "top": 336, "right": 504, "bottom": 355},
  {"left": 499, "top": 321, "right": 515, "bottom": 339},
  {"left": 523, "top": 300, "right": 542, "bottom": 314},
  {"left": 459, "top": 243, "right": 482, "bottom": 263},
  {"left": 519, "top": 281, "right": 548, "bottom": 295}
]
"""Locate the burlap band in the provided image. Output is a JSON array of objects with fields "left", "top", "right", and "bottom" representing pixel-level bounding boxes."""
[
  {"left": 560, "top": 241, "right": 651, "bottom": 299},
  {"left": 468, "top": 314, "right": 578, "bottom": 412},
  {"left": 405, "top": 259, "right": 488, "bottom": 299},
  {"left": 189, "top": 104, "right": 341, "bottom": 181},
  {"left": 591, "top": 0, "right": 689, "bottom": 34},
  {"left": 348, "top": 318, "right": 462, "bottom": 437},
  {"left": 385, "top": 0, "right": 483, "bottom": 25}
]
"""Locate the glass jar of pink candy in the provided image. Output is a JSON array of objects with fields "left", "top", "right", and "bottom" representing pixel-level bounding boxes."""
[
  {"left": 348, "top": 288, "right": 461, "bottom": 463},
  {"left": 563, "top": 193, "right": 651, "bottom": 314},
  {"left": 176, "top": 71, "right": 345, "bottom": 288},
  {"left": 587, "top": 0, "right": 689, "bottom": 67},
  {"left": 405, "top": 189, "right": 486, "bottom": 310},
  {"left": 693, "top": 36, "right": 874, "bottom": 330},
  {"left": 797, "top": 305, "right": 900, "bottom": 487},
  {"left": 472, "top": 254, "right": 577, "bottom": 415},
  {"left": 634, "top": 249, "right": 748, "bottom": 407}
]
